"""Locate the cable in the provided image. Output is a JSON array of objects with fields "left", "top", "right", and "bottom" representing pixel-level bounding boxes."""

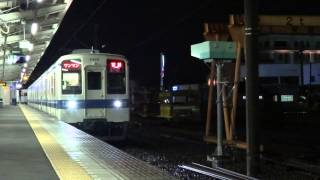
[
  {"left": 27, "top": 0, "right": 108, "bottom": 86},
  {"left": 56, "top": 0, "right": 108, "bottom": 53}
]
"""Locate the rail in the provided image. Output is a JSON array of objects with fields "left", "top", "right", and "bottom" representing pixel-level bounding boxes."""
[{"left": 179, "top": 163, "right": 259, "bottom": 180}]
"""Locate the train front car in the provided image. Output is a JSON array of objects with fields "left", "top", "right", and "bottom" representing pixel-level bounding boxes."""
[{"left": 60, "top": 53, "right": 129, "bottom": 140}]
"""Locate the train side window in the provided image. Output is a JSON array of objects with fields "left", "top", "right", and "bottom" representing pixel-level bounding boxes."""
[
  {"left": 62, "top": 71, "right": 82, "bottom": 94},
  {"left": 87, "top": 72, "right": 101, "bottom": 90}
]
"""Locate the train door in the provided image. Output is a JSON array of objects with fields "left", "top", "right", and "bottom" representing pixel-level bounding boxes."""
[{"left": 85, "top": 66, "right": 106, "bottom": 118}]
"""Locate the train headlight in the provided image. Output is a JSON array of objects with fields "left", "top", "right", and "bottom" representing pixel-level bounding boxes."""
[
  {"left": 113, "top": 100, "right": 122, "bottom": 108},
  {"left": 67, "top": 100, "right": 77, "bottom": 109}
]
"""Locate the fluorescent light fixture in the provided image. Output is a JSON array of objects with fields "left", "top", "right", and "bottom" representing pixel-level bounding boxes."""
[
  {"left": 26, "top": 55, "right": 31, "bottom": 61},
  {"left": 16, "top": 83, "right": 22, "bottom": 89},
  {"left": 20, "top": 40, "right": 34, "bottom": 51},
  {"left": 19, "top": 40, "right": 30, "bottom": 49},
  {"left": 31, "top": 22, "right": 38, "bottom": 35},
  {"left": 28, "top": 43, "right": 34, "bottom": 51},
  {"left": 37, "top": 0, "right": 43, "bottom": 2},
  {"left": 52, "top": 23, "right": 59, "bottom": 29}
]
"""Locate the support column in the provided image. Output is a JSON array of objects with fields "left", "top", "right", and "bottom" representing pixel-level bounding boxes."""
[
  {"left": 244, "top": 0, "right": 259, "bottom": 177},
  {"left": 215, "top": 62, "right": 223, "bottom": 159}
]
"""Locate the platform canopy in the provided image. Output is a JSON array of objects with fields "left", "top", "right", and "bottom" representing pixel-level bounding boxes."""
[{"left": 0, "top": 0, "right": 72, "bottom": 83}]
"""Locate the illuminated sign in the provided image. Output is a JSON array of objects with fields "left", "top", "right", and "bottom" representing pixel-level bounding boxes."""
[
  {"left": 111, "top": 61, "right": 122, "bottom": 69},
  {"left": 107, "top": 59, "right": 125, "bottom": 73},
  {"left": 62, "top": 60, "right": 81, "bottom": 70}
]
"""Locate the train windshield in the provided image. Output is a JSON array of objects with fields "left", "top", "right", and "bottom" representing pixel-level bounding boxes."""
[
  {"left": 61, "top": 60, "right": 82, "bottom": 94},
  {"left": 107, "top": 59, "right": 126, "bottom": 94}
]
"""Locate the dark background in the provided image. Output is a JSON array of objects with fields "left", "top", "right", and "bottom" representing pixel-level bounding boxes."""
[{"left": 28, "top": 0, "right": 320, "bottom": 88}]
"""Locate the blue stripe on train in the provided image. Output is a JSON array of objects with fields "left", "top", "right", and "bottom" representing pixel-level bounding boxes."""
[{"left": 28, "top": 99, "right": 129, "bottom": 109}]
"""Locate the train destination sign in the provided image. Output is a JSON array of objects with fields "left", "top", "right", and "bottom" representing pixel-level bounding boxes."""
[{"left": 62, "top": 60, "right": 81, "bottom": 69}]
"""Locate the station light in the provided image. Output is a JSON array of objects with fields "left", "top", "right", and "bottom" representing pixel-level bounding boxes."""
[
  {"left": 37, "top": 0, "right": 43, "bottom": 2},
  {"left": 22, "top": 76, "right": 29, "bottom": 81},
  {"left": 31, "top": 22, "right": 38, "bottom": 35},
  {"left": 23, "top": 63, "right": 28, "bottom": 68},
  {"left": 28, "top": 43, "right": 34, "bottom": 51},
  {"left": 52, "top": 23, "right": 59, "bottom": 34},
  {"left": 16, "top": 83, "right": 22, "bottom": 89},
  {"left": 22, "top": 68, "right": 26, "bottom": 73},
  {"left": 26, "top": 55, "right": 31, "bottom": 61}
]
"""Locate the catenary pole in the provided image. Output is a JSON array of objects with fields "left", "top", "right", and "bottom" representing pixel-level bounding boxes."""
[{"left": 244, "top": 0, "right": 259, "bottom": 177}]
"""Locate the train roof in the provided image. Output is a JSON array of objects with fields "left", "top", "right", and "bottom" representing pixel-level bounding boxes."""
[
  {"left": 28, "top": 51, "right": 127, "bottom": 88},
  {"left": 60, "top": 52, "right": 126, "bottom": 60}
]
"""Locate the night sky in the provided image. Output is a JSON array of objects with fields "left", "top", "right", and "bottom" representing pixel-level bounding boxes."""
[{"left": 29, "top": 0, "right": 320, "bottom": 88}]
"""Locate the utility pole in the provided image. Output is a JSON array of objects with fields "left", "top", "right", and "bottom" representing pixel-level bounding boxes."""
[{"left": 244, "top": 0, "right": 259, "bottom": 177}]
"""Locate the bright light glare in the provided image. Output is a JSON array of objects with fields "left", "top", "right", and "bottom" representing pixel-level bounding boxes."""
[
  {"left": 31, "top": 22, "right": 38, "bottom": 35},
  {"left": 37, "top": 0, "right": 43, "bottom": 2},
  {"left": 23, "top": 63, "right": 28, "bottom": 68},
  {"left": 16, "top": 83, "right": 22, "bottom": 89},
  {"left": 28, "top": 43, "right": 34, "bottom": 51},
  {"left": 172, "top": 86, "right": 178, "bottom": 91},
  {"left": 26, "top": 55, "right": 31, "bottom": 61},
  {"left": 67, "top": 100, "right": 77, "bottom": 109},
  {"left": 113, "top": 100, "right": 122, "bottom": 108}
]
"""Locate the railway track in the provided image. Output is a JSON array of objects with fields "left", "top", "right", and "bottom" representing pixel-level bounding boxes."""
[{"left": 179, "top": 163, "right": 258, "bottom": 180}]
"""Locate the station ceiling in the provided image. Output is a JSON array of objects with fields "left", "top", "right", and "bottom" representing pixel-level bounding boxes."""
[{"left": 0, "top": 0, "right": 72, "bottom": 84}]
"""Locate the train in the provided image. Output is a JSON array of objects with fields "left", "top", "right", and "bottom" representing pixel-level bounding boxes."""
[{"left": 27, "top": 51, "right": 130, "bottom": 140}]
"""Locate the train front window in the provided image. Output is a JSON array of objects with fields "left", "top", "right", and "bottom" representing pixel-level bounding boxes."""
[
  {"left": 62, "top": 72, "right": 82, "bottom": 94},
  {"left": 107, "top": 59, "right": 126, "bottom": 94},
  {"left": 87, "top": 72, "right": 101, "bottom": 90}
]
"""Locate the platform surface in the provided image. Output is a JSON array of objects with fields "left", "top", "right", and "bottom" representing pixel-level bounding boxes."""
[
  {"left": 0, "top": 105, "right": 58, "bottom": 180},
  {"left": 18, "top": 104, "right": 176, "bottom": 180}
]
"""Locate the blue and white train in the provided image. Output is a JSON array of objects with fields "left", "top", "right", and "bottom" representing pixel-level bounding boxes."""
[{"left": 27, "top": 51, "right": 129, "bottom": 140}]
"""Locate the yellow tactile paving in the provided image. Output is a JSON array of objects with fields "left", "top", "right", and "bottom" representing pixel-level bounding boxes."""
[{"left": 20, "top": 105, "right": 92, "bottom": 180}]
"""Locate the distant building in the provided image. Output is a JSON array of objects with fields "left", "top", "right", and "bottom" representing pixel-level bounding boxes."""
[{"left": 241, "top": 34, "right": 320, "bottom": 87}]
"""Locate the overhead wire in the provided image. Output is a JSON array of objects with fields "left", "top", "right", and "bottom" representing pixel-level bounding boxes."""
[
  {"left": 27, "top": 0, "right": 108, "bottom": 86},
  {"left": 55, "top": 0, "right": 108, "bottom": 53}
]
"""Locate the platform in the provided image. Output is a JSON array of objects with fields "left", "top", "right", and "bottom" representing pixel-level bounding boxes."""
[{"left": 0, "top": 105, "right": 176, "bottom": 180}]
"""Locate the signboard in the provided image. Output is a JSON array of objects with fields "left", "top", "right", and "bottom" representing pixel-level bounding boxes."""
[
  {"left": 191, "top": 41, "right": 236, "bottom": 60},
  {"left": 107, "top": 60, "right": 125, "bottom": 73}
]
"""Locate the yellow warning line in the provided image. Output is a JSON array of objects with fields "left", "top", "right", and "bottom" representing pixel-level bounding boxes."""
[{"left": 20, "top": 105, "right": 92, "bottom": 180}]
